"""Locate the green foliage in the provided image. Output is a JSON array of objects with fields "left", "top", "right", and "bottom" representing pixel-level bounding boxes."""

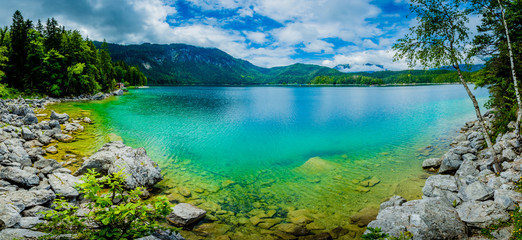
[
  {"left": 38, "top": 169, "right": 174, "bottom": 240},
  {"left": 472, "top": 0, "right": 522, "bottom": 136},
  {"left": 480, "top": 220, "right": 511, "bottom": 239},
  {"left": 362, "top": 227, "right": 389, "bottom": 240},
  {"left": 512, "top": 206, "right": 522, "bottom": 239},
  {"left": 362, "top": 228, "right": 413, "bottom": 240},
  {"left": 0, "top": 11, "right": 146, "bottom": 97},
  {"left": 393, "top": 0, "right": 472, "bottom": 70}
]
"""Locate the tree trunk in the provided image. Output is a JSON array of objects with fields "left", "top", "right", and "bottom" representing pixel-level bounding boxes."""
[
  {"left": 498, "top": 0, "right": 522, "bottom": 135},
  {"left": 455, "top": 65, "right": 502, "bottom": 173}
]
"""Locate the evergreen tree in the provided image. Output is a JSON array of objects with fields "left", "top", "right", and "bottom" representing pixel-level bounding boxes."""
[{"left": 8, "top": 10, "right": 31, "bottom": 89}]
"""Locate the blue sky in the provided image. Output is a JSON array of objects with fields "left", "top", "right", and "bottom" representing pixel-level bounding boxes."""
[{"left": 0, "top": 0, "right": 416, "bottom": 71}]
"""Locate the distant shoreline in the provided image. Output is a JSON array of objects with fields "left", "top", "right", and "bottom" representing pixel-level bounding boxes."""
[{"left": 144, "top": 82, "right": 468, "bottom": 87}]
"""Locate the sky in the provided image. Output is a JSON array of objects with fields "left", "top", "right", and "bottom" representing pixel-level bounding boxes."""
[{"left": 0, "top": 0, "right": 419, "bottom": 71}]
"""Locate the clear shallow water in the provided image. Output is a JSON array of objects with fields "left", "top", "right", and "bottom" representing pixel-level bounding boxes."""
[{"left": 50, "top": 85, "right": 488, "bottom": 237}]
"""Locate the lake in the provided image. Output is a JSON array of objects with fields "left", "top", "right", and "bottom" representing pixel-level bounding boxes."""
[{"left": 48, "top": 85, "right": 489, "bottom": 238}]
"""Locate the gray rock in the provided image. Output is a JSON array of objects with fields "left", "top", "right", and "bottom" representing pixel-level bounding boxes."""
[
  {"left": 494, "top": 189, "right": 519, "bottom": 210},
  {"left": 22, "top": 114, "right": 38, "bottom": 125},
  {"left": 45, "top": 145, "right": 58, "bottom": 154},
  {"left": 75, "top": 141, "right": 163, "bottom": 189},
  {"left": 166, "top": 203, "right": 206, "bottom": 226},
  {"left": 422, "top": 158, "right": 441, "bottom": 168},
  {"left": 48, "top": 173, "right": 81, "bottom": 197},
  {"left": 113, "top": 89, "right": 124, "bottom": 96},
  {"left": 17, "top": 217, "right": 42, "bottom": 229},
  {"left": 33, "top": 158, "right": 61, "bottom": 171},
  {"left": 53, "top": 168, "right": 72, "bottom": 174},
  {"left": 0, "top": 166, "right": 39, "bottom": 187},
  {"left": 507, "top": 139, "right": 521, "bottom": 149},
  {"left": 439, "top": 152, "right": 463, "bottom": 173},
  {"left": 92, "top": 92, "right": 106, "bottom": 100},
  {"left": 0, "top": 201, "right": 21, "bottom": 228},
  {"left": 462, "top": 153, "right": 477, "bottom": 162},
  {"left": 48, "top": 120, "right": 60, "bottom": 129},
  {"left": 452, "top": 146, "right": 475, "bottom": 155},
  {"left": 22, "top": 206, "right": 51, "bottom": 219},
  {"left": 7, "top": 145, "right": 31, "bottom": 167},
  {"left": 471, "top": 139, "right": 485, "bottom": 151},
  {"left": 487, "top": 176, "right": 505, "bottom": 190},
  {"left": 54, "top": 134, "right": 73, "bottom": 142},
  {"left": 4, "top": 189, "right": 55, "bottom": 209},
  {"left": 50, "top": 111, "right": 69, "bottom": 124},
  {"left": 366, "top": 197, "right": 467, "bottom": 239},
  {"left": 38, "top": 135, "right": 52, "bottom": 145},
  {"left": 422, "top": 175, "right": 458, "bottom": 196},
  {"left": 0, "top": 228, "right": 46, "bottom": 240},
  {"left": 456, "top": 200, "right": 510, "bottom": 228},
  {"left": 460, "top": 181, "right": 493, "bottom": 201},
  {"left": 83, "top": 117, "right": 92, "bottom": 123},
  {"left": 64, "top": 123, "right": 84, "bottom": 132},
  {"left": 0, "top": 143, "right": 8, "bottom": 155},
  {"left": 456, "top": 159, "right": 479, "bottom": 178},
  {"left": 21, "top": 127, "right": 35, "bottom": 140},
  {"left": 380, "top": 195, "right": 406, "bottom": 211},
  {"left": 500, "top": 169, "right": 522, "bottom": 182},
  {"left": 502, "top": 148, "right": 517, "bottom": 161}
]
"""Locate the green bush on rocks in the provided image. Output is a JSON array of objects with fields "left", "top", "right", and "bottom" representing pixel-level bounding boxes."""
[{"left": 37, "top": 169, "right": 175, "bottom": 240}]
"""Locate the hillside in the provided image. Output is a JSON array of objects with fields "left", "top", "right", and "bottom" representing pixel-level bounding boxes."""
[
  {"left": 97, "top": 42, "right": 481, "bottom": 86},
  {"left": 95, "top": 42, "right": 347, "bottom": 85}
]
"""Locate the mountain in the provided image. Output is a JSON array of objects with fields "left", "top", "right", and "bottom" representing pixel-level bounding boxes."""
[
  {"left": 96, "top": 42, "right": 484, "bottom": 86},
  {"left": 94, "top": 42, "right": 340, "bottom": 85}
]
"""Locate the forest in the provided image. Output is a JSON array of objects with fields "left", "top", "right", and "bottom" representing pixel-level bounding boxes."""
[{"left": 0, "top": 11, "right": 146, "bottom": 97}]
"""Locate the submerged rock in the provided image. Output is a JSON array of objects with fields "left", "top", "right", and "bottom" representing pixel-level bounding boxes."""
[
  {"left": 295, "top": 157, "right": 338, "bottom": 174},
  {"left": 50, "top": 111, "right": 69, "bottom": 124},
  {"left": 75, "top": 141, "right": 163, "bottom": 189},
  {"left": 422, "top": 158, "right": 441, "bottom": 169},
  {"left": 167, "top": 203, "right": 206, "bottom": 226}
]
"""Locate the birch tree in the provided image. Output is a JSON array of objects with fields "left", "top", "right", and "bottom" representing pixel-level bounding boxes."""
[
  {"left": 472, "top": 0, "right": 521, "bottom": 135},
  {"left": 393, "top": 0, "right": 502, "bottom": 172}
]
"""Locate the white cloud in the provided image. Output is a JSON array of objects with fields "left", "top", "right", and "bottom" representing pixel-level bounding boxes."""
[
  {"left": 321, "top": 50, "right": 410, "bottom": 72},
  {"left": 302, "top": 40, "right": 334, "bottom": 53},
  {"left": 245, "top": 31, "right": 267, "bottom": 44},
  {"left": 0, "top": 0, "right": 416, "bottom": 69}
]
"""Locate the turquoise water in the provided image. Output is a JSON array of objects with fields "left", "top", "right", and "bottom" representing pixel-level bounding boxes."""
[{"left": 52, "top": 85, "right": 489, "bottom": 237}]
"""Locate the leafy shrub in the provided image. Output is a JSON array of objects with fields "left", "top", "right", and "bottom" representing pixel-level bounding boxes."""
[
  {"left": 362, "top": 227, "right": 412, "bottom": 240},
  {"left": 362, "top": 227, "right": 388, "bottom": 240},
  {"left": 38, "top": 169, "right": 175, "bottom": 240}
]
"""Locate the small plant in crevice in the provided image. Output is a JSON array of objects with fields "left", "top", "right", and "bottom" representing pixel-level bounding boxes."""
[
  {"left": 362, "top": 227, "right": 412, "bottom": 240},
  {"left": 37, "top": 169, "right": 176, "bottom": 240}
]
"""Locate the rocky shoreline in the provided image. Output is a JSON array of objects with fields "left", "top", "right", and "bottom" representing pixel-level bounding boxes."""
[
  {"left": 367, "top": 111, "right": 522, "bottom": 239},
  {"left": 0, "top": 92, "right": 190, "bottom": 240}
]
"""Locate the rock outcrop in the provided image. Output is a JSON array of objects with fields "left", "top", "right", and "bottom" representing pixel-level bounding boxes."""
[
  {"left": 0, "top": 97, "right": 168, "bottom": 237},
  {"left": 75, "top": 141, "right": 163, "bottom": 189},
  {"left": 368, "top": 113, "right": 522, "bottom": 239},
  {"left": 167, "top": 203, "right": 207, "bottom": 227}
]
